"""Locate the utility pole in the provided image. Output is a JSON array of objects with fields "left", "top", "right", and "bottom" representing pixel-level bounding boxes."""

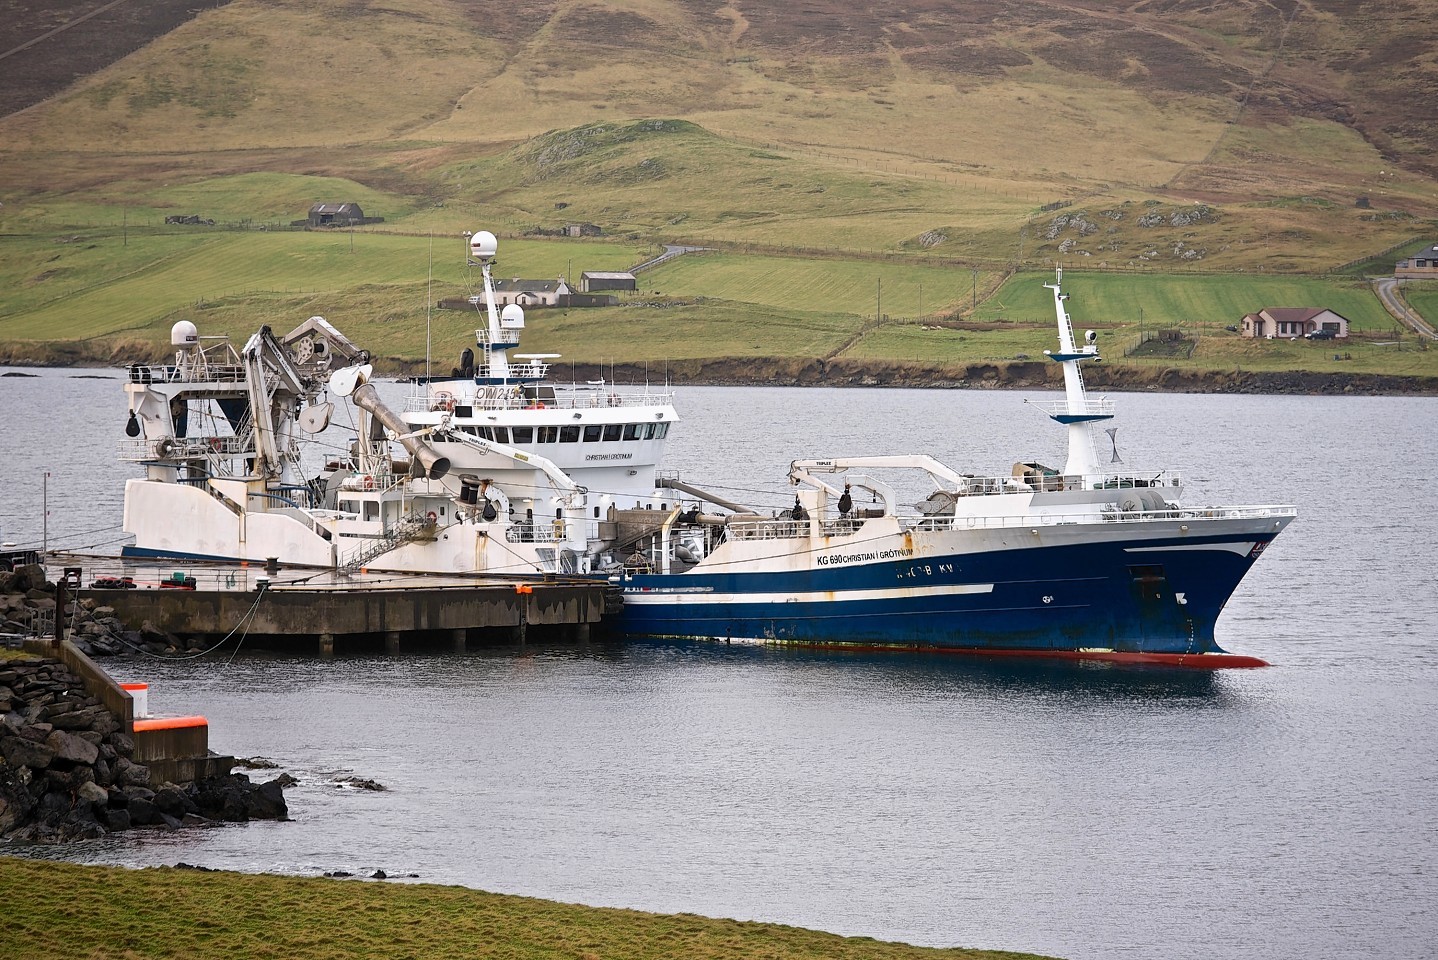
[
  {"left": 876, "top": 278, "right": 882, "bottom": 323},
  {"left": 42, "top": 471, "right": 49, "bottom": 555},
  {"left": 972, "top": 269, "right": 978, "bottom": 314}
]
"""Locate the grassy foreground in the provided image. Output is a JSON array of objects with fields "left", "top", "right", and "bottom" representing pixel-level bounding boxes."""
[{"left": 0, "top": 858, "right": 1052, "bottom": 960}]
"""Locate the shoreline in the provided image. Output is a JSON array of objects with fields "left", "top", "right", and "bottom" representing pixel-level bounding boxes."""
[{"left": 5, "top": 352, "right": 1438, "bottom": 397}]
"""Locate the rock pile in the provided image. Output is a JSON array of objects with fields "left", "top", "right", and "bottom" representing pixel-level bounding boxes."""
[
  {"left": 2, "top": 563, "right": 127, "bottom": 657},
  {"left": 1, "top": 654, "right": 288, "bottom": 843},
  {"left": 0, "top": 563, "right": 212, "bottom": 659}
]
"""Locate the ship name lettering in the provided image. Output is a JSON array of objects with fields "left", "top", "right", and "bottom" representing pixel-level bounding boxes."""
[
  {"left": 584, "top": 453, "right": 634, "bottom": 461},
  {"left": 816, "top": 547, "right": 914, "bottom": 566}
]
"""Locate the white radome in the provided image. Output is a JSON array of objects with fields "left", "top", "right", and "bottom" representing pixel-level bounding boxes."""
[
  {"left": 171, "top": 320, "right": 199, "bottom": 348},
  {"left": 469, "top": 230, "right": 498, "bottom": 260}
]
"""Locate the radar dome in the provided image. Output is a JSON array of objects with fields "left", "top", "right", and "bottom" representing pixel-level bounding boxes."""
[
  {"left": 171, "top": 320, "right": 199, "bottom": 348},
  {"left": 500, "top": 304, "right": 525, "bottom": 326},
  {"left": 469, "top": 230, "right": 498, "bottom": 260}
]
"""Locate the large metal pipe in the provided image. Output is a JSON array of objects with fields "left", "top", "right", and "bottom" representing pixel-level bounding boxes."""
[
  {"left": 352, "top": 382, "right": 450, "bottom": 479},
  {"left": 657, "top": 476, "right": 748, "bottom": 513}
]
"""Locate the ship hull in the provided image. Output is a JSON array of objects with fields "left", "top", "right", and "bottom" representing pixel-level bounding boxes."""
[{"left": 616, "top": 517, "right": 1284, "bottom": 666}]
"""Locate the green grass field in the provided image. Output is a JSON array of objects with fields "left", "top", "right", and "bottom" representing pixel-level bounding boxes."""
[
  {"left": 1404, "top": 282, "right": 1438, "bottom": 328},
  {"left": 976, "top": 271, "right": 1398, "bottom": 331},
  {"left": 0, "top": 858, "right": 1051, "bottom": 960},
  {"left": 2, "top": 226, "right": 1435, "bottom": 380},
  {"left": 0, "top": 231, "right": 648, "bottom": 346}
]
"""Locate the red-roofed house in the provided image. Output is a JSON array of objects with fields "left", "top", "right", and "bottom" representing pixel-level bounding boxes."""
[{"left": 1240, "top": 307, "right": 1350, "bottom": 339}]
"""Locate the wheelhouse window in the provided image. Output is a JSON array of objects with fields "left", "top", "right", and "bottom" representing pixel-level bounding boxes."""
[
  {"left": 655, "top": 422, "right": 669, "bottom": 438},
  {"left": 560, "top": 425, "right": 580, "bottom": 443},
  {"left": 623, "top": 424, "right": 640, "bottom": 441},
  {"left": 538, "top": 426, "right": 559, "bottom": 443},
  {"left": 511, "top": 426, "right": 533, "bottom": 443},
  {"left": 583, "top": 425, "right": 602, "bottom": 442},
  {"left": 603, "top": 424, "right": 622, "bottom": 442}
]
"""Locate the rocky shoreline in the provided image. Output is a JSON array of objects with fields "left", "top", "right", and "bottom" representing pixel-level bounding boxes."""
[
  {"left": 1, "top": 565, "right": 288, "bottom": 844},
  {"left": 5, "top": 352, "right": 1438, "bottom": 395},
  {"left": 545, "top": 358, "right": 1438, "bottom": 396}
]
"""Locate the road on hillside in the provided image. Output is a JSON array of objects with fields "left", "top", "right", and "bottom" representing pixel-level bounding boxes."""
[{"left": 1373, "top": 279, "right": 1437, "bottom": 339}]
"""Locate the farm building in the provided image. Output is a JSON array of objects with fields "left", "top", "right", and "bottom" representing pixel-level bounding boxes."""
[
  {"left": 1240, "top": 307, "right": 1350, "bottom": 339},
  {"left": 1395, "top": 244, "right": 1438, "bottom": 279},
  {"left": 490, "top": 278, "right": 573, "bottom": 307},
  {"left": 581, "top": 271, "right": 637, "bottom": 293},
  {"left": 295, "top": 202, "right": 384, "bottom": 228},
  {"left": 564, "top": 223, "right": 602, "bottom": 237}
]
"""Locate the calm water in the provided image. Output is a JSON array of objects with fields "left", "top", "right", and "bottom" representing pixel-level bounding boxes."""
[{"left": 2, "top": 368, "right": 1436, "bottom": 960}]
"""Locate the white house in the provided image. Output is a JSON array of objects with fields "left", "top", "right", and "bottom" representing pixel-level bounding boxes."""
[
  {"left": 490, "top": 278, "right": 572, "bottom": 307},
  {"left": 1240, "top": 307, "right": 1350, "bottom": 339}
]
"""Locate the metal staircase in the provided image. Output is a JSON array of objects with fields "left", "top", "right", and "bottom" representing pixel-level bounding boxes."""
[{"left": 339, "top": 517, "right": 437, "bottom": 572}]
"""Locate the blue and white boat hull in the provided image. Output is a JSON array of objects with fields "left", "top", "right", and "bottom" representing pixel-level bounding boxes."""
[{"left": 617, "top": 511, "right": 1293, "bottom": 666}]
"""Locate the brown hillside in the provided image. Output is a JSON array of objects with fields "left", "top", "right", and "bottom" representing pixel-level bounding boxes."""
[{"left": 0, "top": 0, "right": 233, "bottom": 117}]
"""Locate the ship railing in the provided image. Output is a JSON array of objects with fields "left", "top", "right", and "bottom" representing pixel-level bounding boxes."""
[
  {"left": 725, "top": 518, "right": 809, "bottom": 541},
  {"left": 505, "top": 521, "right": 568, "bottom": 544},
  {"left": 1030, "top": 398, "right": 1115, "bottom": 419},
  {"left": 404, "top": 389, "right": 675, "bottom": 414},
  {"left": 950, "top": 471, "right": 1182, "bottom": 495},
  {"left": 909, "top": 503, "right": 1294, "bottom": 531},
  {"left": 127, "top": 362, "right": 249, "bottom": 384},
  {"left": 476, "top": 328, "right": 522, "bottom": 348},
  {"left": 118, "top": 435, "right": 249, "bottom": 462}
]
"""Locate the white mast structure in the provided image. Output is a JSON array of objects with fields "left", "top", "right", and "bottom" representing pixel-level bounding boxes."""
[{"left": 1041, "top": 267, "right": 1114, "bottom": 481}]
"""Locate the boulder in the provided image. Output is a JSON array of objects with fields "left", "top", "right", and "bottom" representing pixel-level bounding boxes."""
[
  {"left": 113, "top": 757, "right": 150, "bottom": 787},
  {"left": 128, "top": 796, "right": 158, "bottom": 826},
  {"left": 247, "top": 779, "right": 289, "bottom": 820},
  {"left": 153, "top": 785, "right": 195, "bottom": 818},
  {"left": 102, "top": 807, "right": 131, "bottom": 832},
  {"left": 77, "top": 781, "right": 109, "bottom": 805},
  {"left": 46, "top": 729, "right": 99, "bottom": 766},
  {"left": 1, "top": 735, "right": 55, "bottom": 769}
]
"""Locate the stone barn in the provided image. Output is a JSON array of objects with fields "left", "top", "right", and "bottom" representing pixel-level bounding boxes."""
[
  {"left": 581, "top": 271, "right": 637, "bottom": 293},
  {"left": 300, "top": 202, "right": 384, "bottom": 227}
]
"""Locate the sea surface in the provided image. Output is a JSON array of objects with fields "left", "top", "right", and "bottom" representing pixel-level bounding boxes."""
[{"left": 2, "top": 367, "right": 1436, "bottom": 960}]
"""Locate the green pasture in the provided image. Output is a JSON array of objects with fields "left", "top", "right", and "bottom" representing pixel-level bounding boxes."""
[
  {"left": 978, "top": 271, "right": 1397, "bottom": 331},
  {"left": 0, "top": 231, "right": 648, "bottom": 343},
  {"left": 840, "top": 323, "right": 1057, "bottom": 364},
  {"left": 1, "top": 858, "right": 1045, "bottom": 960},
  {"left": 1403, "top": 282, "right": 1438, "bottom": 327},
  {"left": 643, "top": 252, "right": 1000, "bottom": 317},
  {"left": 523, "top": 300, "right": 863, "bottom": 363}
]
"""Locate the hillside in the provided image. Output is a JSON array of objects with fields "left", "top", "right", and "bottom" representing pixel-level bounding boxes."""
[{"left": 0, "top": 0, "right": 1436, "bottom": 386}]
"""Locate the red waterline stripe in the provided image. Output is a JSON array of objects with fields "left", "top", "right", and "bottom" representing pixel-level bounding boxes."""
[{"left": 787, "top": 642, "right": 1269, "bottom": 669}]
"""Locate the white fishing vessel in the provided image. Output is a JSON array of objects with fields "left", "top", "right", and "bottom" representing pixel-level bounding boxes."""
[
  {"left": 119, "top": 230, "right": 678, "bottom": 577},
  {"left": 611, "top": 269, "right": 1298, "bottom": 666}
]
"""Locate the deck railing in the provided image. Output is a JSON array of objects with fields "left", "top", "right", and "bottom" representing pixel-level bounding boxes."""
[
  {"left": 404, "top": 388, "right": 674, "bottom": 414},
  {"left": 707, "top": 503, "right": 1292, "bottom": 543}
]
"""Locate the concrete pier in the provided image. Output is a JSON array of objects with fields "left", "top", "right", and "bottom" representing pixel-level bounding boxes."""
[{"left": 82, "top": 561, "right": 609, "bottom": 656}]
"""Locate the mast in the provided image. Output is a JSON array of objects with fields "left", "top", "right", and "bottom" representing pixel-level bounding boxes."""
[
  {"left": 1041, "top": 267, "right": 1113, "bottom": 480},
  {"left": 468, "top": 230, "right": 511, "bottom": 382}
]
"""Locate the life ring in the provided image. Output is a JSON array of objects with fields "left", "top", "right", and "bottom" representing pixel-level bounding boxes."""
[
  {"left": 209, "top": 437, "right": 223, "bottom": 452},
  {"left": 426, "top": 511, "right": 437, "bottom": 523},
  {"left": 432, "top": 391, "right": 455, "bottom": 412},
  {"left": 362, "top": 475, "right": 374, "bottom": 491}
]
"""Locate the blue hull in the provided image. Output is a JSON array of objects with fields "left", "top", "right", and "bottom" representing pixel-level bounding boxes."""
[{"left": 617, "top": 532, "right": 1276, "bottom": 660}]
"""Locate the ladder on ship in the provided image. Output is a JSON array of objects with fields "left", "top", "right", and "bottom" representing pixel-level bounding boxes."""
[{"left": 339, "top": 517, "right": 437, "bottom": 572}]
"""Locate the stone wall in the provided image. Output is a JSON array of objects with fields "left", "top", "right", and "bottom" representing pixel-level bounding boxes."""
[{"left": 1, "top": 653, "right": 288, "bottom": 843}]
